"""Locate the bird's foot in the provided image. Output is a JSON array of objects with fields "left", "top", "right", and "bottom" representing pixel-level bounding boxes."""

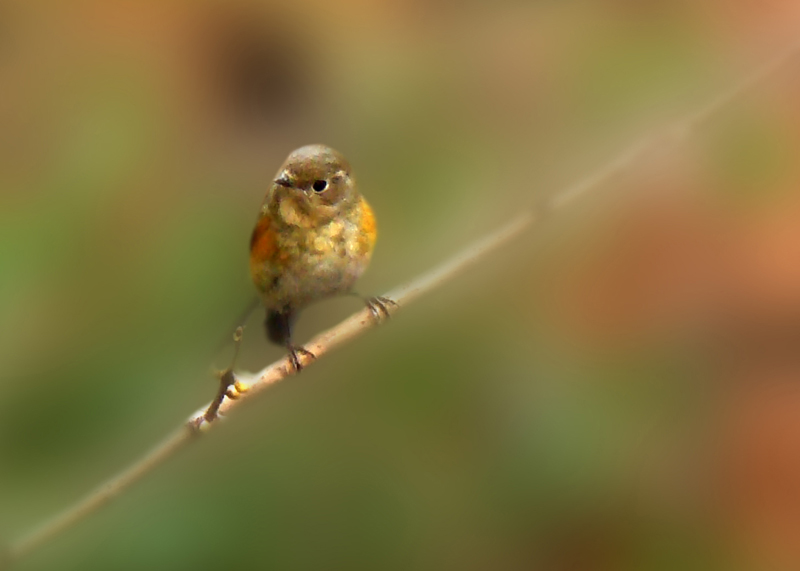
[
  {"left": 288, "top": 345, "right": 316, "bottom": 372},
  {"left": 364, "top": 296, "right": 398, "bottom": 322}
]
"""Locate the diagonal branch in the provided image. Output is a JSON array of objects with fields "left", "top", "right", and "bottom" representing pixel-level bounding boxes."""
[
  {"left": 7, "top": 37, "right": 800, "bottom": 568},
  {"left": 206, "top": 209, "right": 537, "bottom": 421}
]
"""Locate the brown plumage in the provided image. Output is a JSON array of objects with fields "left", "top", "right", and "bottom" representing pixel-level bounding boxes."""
[{"left": 249, "top": 144, "right": 379, "bottom": 369}]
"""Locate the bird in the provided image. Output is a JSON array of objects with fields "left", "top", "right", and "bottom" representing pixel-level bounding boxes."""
[{"left": 248, "top": 144, "right": 393, "bottom": 371}]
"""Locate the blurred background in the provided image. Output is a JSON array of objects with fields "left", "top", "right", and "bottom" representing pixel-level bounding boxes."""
[{"left": 2, "top": 1, "right": 800, "bottom": 569}]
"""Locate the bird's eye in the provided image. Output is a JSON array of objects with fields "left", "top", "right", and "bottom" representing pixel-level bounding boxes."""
[{"left": 312, "top": 179, "right": 328, "bottom": 193}]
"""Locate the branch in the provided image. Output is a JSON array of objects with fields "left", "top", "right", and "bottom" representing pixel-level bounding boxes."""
[{"left": 7, "top": 38, "right": 800, "bottom": 568}]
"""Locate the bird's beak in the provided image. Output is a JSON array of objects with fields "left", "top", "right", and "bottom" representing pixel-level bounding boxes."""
[{"left": 274, "top": 175, "right": 293, "bottom": 188}]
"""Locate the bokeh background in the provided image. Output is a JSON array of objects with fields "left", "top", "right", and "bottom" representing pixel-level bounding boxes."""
[{"left": 2, "top": 1, "right": 800, "bottom": 569}]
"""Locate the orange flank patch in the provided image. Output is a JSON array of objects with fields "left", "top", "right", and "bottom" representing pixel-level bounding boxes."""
[
  {"left": 249, "top": 216, "right": 278, "bottom": 277},
  {"left": 358, "top": 197, "right": 378, "bottom": 256}
]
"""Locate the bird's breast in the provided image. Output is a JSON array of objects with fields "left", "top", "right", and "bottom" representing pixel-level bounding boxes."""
[{"left": 249, "top": 200, "right": 376, "bottom": 310}]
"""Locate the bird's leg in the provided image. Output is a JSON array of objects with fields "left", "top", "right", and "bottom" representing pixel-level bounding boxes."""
[
  {"left": 266, "top": 309, "right": 315, "bottom": 372},
  {"left": 204, "top": 326, "right": 248, "bottom": 423},
  {"left": 349, "top": 292, "right": 398, "bottom": 322}
]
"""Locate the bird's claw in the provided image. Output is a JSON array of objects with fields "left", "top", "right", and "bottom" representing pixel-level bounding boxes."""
[
  {"left": 288, "top": 345, "right": 316, "bottom": 372},
  {"left": 365, "top": 296, "right": 398, "bottom": 322}
]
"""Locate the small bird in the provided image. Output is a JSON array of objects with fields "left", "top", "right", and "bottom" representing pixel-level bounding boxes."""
[{"left": 249, "top": 144, "right": 392, "bottom": 370}]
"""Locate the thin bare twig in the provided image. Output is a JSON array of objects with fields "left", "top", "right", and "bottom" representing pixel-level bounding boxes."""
[{"left": 7, "top": 38, "right": 800, "bottom": 568}]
